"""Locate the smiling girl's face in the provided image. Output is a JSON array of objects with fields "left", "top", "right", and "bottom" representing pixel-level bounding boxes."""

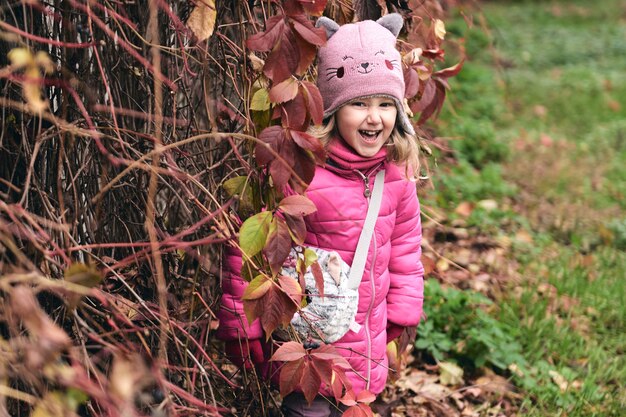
[{"left": 335, "top": 97, "right": 397, "bottom": 158}]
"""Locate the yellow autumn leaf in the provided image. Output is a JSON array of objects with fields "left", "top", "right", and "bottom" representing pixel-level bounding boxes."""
[
  {"left": 187, "top": 0, "right": 216, "bottom": 41},
  {"left": 8, "top": 47, "right": 34, "bottom": 68},
  {"left": 434, "top": 19, "right": 446, "bottom": 40},
  {"left": 549, "top": 370, "right": 569, "bottom": 392},
  {"left": 436, "top": 257, "right": 449, "bottom": 272},
  {"left": 250, "top": 88, "right": 270, "bottom": 111},
  {"left": 402, "top": 48, "right": 423, "bottom": 65},
  {"left": 35, "top": 51, "right": 55, "bottom": 74},
  {"left": 24, "top": 67, "right": 48, "bottom": 113},
  {"left": 248, "top": 53, "right": 265, "bottom": 72},
  {"left": 8, "top": 48, "right": 51, "bottom": 113}
]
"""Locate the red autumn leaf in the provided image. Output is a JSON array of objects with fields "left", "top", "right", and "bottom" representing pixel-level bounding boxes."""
[
  {"left": 311, "top": 356, "right": 333, "bottom": 385},
  {"left": 10, "top": 286, "right": 71, "bottom": 360},
  {"left": 270, "top": 136, "right": 296, "bottom": 189},
  {"left": 264, "top": 217, "right": 293, "bottom": 275},
  {"left": 330, "top": 369, "right": 350, "bottom": 400},
  {"left": 259, "top": 284, "right": 298, "bottom": 336},
  {"left": 356, "top": 390, "right": 376, "bottom": 404},
  {"left": 279, "top": 195, "right": 317, "bottom": 216},
  {"left": 279, "top": 357, "right": 306, "bottom": 398},
  {"left": 281, "top": 91, "right": 308, "bottom": 130},
  {"left": 310, "top": 260, "right": 324, "bottom": 298},
  {"left": 269, "top": 77, "right": 299, "bottom": 104},
  {"left": 434, "top": 59, "right": 465, "bottom": 80},
  {"left": 265, "top": 30, "right": 300, "bottom": 83},
  {"left": 421, "top": 254, "right": 436, "bottom": 276},
  {"left": 310, "top": 344, "right": 344, "bottom": 361},
  {"left": 256, "top": 126, "right": 285, "bottom": 165},
  {"left": 417, "top": 78, "right": 437, "bottom": 110},
  {"left": 301, "top": 81, "right": 324, "bottom": 126},
  {"left": 416, "top": 99, "right": 438, "bottom": 126},
  {"left": 294, "top": 34, "right": 318, "bottom": 75},
  {"left": 339, "top": 390, "right": 357, "bottom": 407},
  {"left": 284, "top": 212, "right": 307, "bottom": 245},
  {"left": 416, "top": 80, "right": 447, "bottom": 125},
  {"left": 243, "top": 298, "right": 264, "bottom": 325},
  {"left": 343, "top": 404, "right": 373, "bottom": 417},
  {"left": 403, "top": 66, "right": 420, "bottom": 99},
  {"left": 291, "top": 129, "right": 326, "bottom": 162},
  {"left": 296, "top": 0, "right": 328, "bottom": 16},
  {"left": 437, "top": 77, "right": 451, "bottom": 90},
  {"left": 271, "top": 341, "right": 307, "bottom": 362},
  {"left": 300, "top": 360, "right": 322, "bottom": 405},
  {"left": 410, "top": 78, "right": 436, "bottom": 115},
  {"left": 290, "top": 14, "right": 327, "bottom": 46},
  {"left": 422, "top": 48, "right": 445, "bottom": 61},
  {"left": 289, "top": 147, "right": 316, "bottom": 193},
  {"left": 246, "top": 15, "right": 286, "bottom": 52},
  {"left": 278, "top": 274, "right": 303, "bottom": 307},
  {"left": 271, "top": 160, "right": 293, "bottom": 191}
]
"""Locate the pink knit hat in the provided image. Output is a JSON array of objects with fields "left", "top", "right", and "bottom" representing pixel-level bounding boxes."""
[{"left": 316, "top": 14, "right": 415, "bottom": 136}]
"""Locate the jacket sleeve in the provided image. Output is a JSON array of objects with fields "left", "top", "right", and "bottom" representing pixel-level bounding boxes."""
[
  {"left": 215, "top": 245, "right": 264, "bottom": 341},
  {"left": 386, "top": 180, "right": 424, "bottom": 328}
]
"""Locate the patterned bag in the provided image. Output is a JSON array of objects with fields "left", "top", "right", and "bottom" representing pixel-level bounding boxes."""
[
  {"left": 281, "top": 247, "right": 358, "bottom": 343},
  {"left": 279, "top": 170, "right": 385, "bottom": 344}
]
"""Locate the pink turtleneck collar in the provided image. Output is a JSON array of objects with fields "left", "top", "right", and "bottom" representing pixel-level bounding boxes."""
[{"left": 325, "top": 138, "right": 388, "bottom": 177}]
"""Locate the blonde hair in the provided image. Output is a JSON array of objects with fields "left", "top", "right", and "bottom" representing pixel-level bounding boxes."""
[{"left": 309, "top": 114, "right": 421, "bottom": 179}]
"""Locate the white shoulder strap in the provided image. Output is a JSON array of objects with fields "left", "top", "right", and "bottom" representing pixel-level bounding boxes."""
[{"left": 346, "top": 169, "right": 385, "bottom": 290}]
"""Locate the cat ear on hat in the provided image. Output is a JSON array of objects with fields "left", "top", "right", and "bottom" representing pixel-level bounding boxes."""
[
  {"left": 316, "top": 17, "right": 340, "bottom": 39},
  {"left": 376, "top": 13, "right": 404, "bottom": 38}
]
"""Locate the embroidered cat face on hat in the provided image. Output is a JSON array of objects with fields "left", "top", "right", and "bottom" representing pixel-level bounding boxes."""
[{"left": 316, "top": 14, "right": 415, "bottom": 136}]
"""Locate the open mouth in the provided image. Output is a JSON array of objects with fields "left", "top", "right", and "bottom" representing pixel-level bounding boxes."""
[{"left": 359, "top": 130, "right": 381, "bottom": 143}]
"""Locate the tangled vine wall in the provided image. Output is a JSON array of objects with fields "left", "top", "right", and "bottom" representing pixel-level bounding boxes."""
[{"left": 0, "top": 0, "right": 460, "bottom": 415}]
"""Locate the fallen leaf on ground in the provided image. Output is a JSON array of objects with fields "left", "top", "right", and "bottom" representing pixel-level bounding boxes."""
[{"left": 439, "top": 362, "right": 464, "bottom": 386}]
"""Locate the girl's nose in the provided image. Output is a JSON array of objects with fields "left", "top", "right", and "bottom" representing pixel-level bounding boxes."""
[{"left": 366, "top": 108, "right": 382, "bottom": 124}]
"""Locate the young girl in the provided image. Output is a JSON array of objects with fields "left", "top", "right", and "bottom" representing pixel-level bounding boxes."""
[{"left": 217, "top": 14, "right": 424, "bottom": 416}]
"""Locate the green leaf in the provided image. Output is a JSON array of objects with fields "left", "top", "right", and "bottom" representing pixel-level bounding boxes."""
[
  {"left": 223, "top": 176, "right": 248, "bottom": 197},
  {"left": 64, "top": 263, "right": 102, "bottom": 288},
  {"left": 223, "top": 176, "right": 256, "bottom": 214},
  {"left": 65, "top": 388, "right": 88, "bottom": 410},
  {"left": 239, "top": 211, "right": 273, "bottom": 258},
  {"left": 303, "top": 247, "right": 318, "bottom": 267},
  {"left": 243, "top": 275, "right": 273, "bottom": 300},
  {"left": 251, "top": 88, "right": 270, "bottom": 111}
]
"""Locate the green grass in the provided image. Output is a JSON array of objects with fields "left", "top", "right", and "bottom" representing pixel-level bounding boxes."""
[{"left": 419, "top": 0, "right": 626, "bottom": 415}]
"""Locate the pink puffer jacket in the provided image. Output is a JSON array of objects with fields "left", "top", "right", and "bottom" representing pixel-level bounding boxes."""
[{"left": 217, "top": 140, "right": 424, "bottom": 395}]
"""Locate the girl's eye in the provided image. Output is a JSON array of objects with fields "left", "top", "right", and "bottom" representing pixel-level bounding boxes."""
[
  {"left": 351, "top": 102, "right": 366, "bottom": 107},
  {"left": 380, "top": 102, "right": 394, "bottom": 107}
]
